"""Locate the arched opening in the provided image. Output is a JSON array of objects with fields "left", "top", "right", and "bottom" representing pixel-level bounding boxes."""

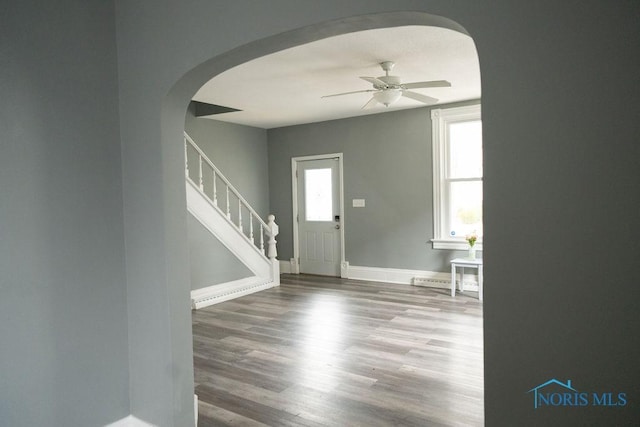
[{"left": 164, "top": 11, "right": 482, "bottom": 425}]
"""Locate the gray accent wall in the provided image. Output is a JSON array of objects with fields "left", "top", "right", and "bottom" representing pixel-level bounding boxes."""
[
  {"left": 0, "top": 1, "right": 129, "bottom": 426},
  {"left": 268, "top": 103, "right": 479, "bottom": 272}
]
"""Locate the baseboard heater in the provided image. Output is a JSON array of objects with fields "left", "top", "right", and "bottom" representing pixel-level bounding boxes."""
[
  {"left": 191, "top": 276, "right": 275, "bottom": 309},
  {"left": 413, "top": 276, "right": 479, "bottom": 291}
]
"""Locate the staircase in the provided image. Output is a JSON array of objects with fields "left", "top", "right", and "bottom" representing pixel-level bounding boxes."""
[{"left": 184, "top": 132, "right": 279, "bottom": 309}]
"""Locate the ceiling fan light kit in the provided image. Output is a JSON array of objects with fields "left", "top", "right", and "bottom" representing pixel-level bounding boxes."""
[
  {"left": 373, "top": 89, "right": 402, "bottom": 106},
  {"left": 322, "top": 61, "right": 451, "bottom": 109}
]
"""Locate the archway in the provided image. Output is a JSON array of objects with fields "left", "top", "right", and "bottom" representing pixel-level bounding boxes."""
[{"left": 163, "top": 10, "right": 481, "bottom": 424}]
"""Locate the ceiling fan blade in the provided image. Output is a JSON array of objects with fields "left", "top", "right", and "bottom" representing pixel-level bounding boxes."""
[
  {"left": 360, "top": 76, "right": 388, "bottom": 87},
  {"left": 403, "top": 80, "right": 451, "bottom": 89},
  {"left": 361, "top": 97, "right": 378, "bottom": 110},
  {"left": 402, "top": 90, "right": 438, "bottom": 104},
  {"left": 322, "top": 89, "right": 376, "bottom": 98}
]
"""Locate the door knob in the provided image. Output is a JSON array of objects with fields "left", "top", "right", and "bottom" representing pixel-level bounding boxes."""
[{"left": 335, "top": 224, "right": 341, "bottom": 229}]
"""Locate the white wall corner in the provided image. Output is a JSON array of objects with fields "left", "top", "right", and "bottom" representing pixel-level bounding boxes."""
[{"left": 340, "top": 261, "right": 350, "bottom": 278}]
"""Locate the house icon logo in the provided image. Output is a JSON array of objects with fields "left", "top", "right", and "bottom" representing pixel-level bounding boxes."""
[
  {"left": 527, "top": 378, "right": 627, "bottom": 409},
  {"left": 528, "top": 379, "right": 577, "bottom": 409}
]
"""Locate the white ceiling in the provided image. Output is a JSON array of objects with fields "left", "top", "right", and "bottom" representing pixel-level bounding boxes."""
[{"left": 193, "top": 26, "right": 481, "bottom": 129}]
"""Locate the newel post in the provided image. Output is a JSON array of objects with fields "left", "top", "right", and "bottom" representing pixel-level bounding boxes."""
[
  {"left": 266, "top": 215, "right": 279, "bottom": 259},
  {"left": 267, "top": 214, "right": 280, "bottom": 286}
]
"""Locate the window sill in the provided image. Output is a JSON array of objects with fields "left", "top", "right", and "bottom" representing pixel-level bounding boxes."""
[{"left": 431, "top": 239, "right": 483, "bottom": 251}]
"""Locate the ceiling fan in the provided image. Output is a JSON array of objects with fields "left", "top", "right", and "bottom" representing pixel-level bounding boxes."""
[{"left": 322, "top": 61, "right": 451, "bottom": 109}]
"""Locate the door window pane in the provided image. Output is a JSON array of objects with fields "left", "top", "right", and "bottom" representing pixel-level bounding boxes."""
[{"left": 305, "top": 168, "right": 332, "bottom": 221}]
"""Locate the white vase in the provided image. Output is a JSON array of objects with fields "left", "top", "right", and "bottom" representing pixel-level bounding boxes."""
[{"left": 468, "top": 246, "right": 476, "bottom": 260}]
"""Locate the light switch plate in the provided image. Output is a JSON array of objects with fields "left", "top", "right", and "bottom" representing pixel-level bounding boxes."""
[{"left": 352, "top": 199, "right": 365, "bottom": 207}]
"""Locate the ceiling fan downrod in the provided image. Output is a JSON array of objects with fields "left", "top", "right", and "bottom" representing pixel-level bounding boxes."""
[{"left": 380, "top": 61, "right": 395, "bottom": 76}]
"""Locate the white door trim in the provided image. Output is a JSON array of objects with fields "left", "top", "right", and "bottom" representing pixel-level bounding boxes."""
[{"left": 292, "top": 153, "right": 346, "bottom": 276}]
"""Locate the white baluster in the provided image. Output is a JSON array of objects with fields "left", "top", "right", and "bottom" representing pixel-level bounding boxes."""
[
  {"left": 267, "top": 214, "right": 279, "bottom": 260},
  {"left": 249, "top": 217, "right": 254, "bottom": 244},
  {"left": 212, "top": 172, "right": 218, "bottom": 207},
  {"left": 238, "top": 200, "right": 243, "bottom": 233},
  {"left": 184, "top": 139, "right": 189, "bottom": 178},
  {"left": 225, "top": 187, "right": 230, "bottom": 219},
  {"left": 260, "top": 224, "right": 265, "bottom": 255},
  {"left": 198, "top": 155, "right": 203, "bottom": 191}
]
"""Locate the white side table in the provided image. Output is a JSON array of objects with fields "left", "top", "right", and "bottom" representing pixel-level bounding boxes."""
[{"left": 450, "top": 258, "right": 483, "bottom": 301}]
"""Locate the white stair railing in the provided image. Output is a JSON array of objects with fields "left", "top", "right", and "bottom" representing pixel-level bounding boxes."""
[{"left": 184, "top": 132, "right": 278, "bottom": 262}]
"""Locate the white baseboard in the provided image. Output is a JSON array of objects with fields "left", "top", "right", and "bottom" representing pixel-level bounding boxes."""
[
  {"left": 107, "top": 394, "right": 198, "bottom": 427},
  {"left": 345, "top": 264, "right": 479, "bottom": 291},
  {"left": 194, "top": 394, "right": 198, "bottom": 427},
  {"left": 341, "top": 261, "right": 349, "bottom": 278},
  {"left": 281, "top": 259, "right": 345, "bottom": 276},
  {"left": 105, "top": 415, "right": 157, "bottom": 427},
  {"left": 191, "top": 276, "right": 276, "bottom": 309},
  {"left": 279, "top": 259, "right": 293, "bottom": 274}
]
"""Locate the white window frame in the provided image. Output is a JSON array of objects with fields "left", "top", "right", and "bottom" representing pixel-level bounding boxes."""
[{"left": 431, "top": 104, "right": 483, "bottom": 250}]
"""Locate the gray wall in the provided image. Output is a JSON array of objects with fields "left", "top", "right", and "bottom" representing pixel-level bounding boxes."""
[
  {"left": 185, "top": 107, "right": 269, "bottom": 289},
  {"left": 0, "top": 1, "right": 129, "bottom": 426},
  {"left": 114, "top": 1, "right": 640, "bottom": 425},
  {"left": 268, "top": 102, "right": 479, "bottom": 272},
  {"left": 187, "top": 213, "right": 252, "bottom": 290}
]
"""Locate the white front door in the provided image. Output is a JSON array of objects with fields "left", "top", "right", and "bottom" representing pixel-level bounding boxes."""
[{"left": 296, "top": 157, "right": 341, "bottom": 276}]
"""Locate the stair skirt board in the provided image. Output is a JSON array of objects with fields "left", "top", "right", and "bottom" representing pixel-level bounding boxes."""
[
  {"left": 186, "top": 180, "right": 272, "bottom": 279},
  {"left": 191, "top": 276, "right": 276, "bottom": 309}
]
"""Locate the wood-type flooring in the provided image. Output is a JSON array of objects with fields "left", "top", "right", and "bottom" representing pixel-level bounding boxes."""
[{"left": 193, "top": 274, "right": 483, "bottom": 426}]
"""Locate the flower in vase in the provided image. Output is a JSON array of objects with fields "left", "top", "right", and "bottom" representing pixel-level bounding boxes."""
[{"left": 465, "top": 232, "right": 478, "bottom": 247}]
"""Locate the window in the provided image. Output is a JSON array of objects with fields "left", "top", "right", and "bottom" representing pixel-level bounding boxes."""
[
  {"left": 431, "top": 104, "right": 483, "bottom": 250},
  {"left": 304, "top": 168, "right": 333, "bottom": 221}
]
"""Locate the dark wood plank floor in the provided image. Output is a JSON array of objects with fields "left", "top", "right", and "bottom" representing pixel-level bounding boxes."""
[{"left": 193, "top": 274, "right": 484, "bottom": 427}]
